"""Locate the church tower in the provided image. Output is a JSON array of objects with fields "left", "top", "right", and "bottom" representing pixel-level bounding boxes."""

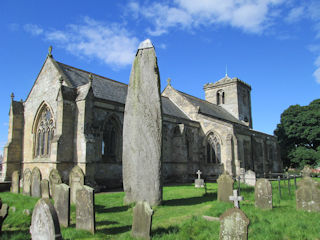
[{"left": 203, "top": 74, "right": 252, "bottom": 128}]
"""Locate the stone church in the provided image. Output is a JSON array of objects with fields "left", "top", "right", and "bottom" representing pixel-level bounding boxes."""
[{"left": 2, "top": 50, "right": 282, "bottom": 189}]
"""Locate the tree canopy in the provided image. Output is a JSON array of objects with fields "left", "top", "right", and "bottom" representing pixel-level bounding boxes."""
[{"left": 274, "top": 99, "right": 320, "bottom": 169}]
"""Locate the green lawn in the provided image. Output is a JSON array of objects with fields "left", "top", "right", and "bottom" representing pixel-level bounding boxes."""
[{"left": 1, "top": 179, "right": 320, "bottom": 239}]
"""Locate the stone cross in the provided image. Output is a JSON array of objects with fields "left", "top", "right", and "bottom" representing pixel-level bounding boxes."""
[
  {"left": 229, "top": 190, "right": 243, "bottom": 209},
  {"left": 196, "top": 170, "right": 202, "bottom": 179}
]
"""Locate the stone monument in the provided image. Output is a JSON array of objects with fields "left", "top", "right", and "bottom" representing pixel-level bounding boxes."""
[
  {"left": 131, "top": 201, "right": 153, "bottom": 240},
  {"left": 244, "top": 170, "right": 256, "bottom": 186},
  {"left": 69, "top": 166, "right": 84, "bottom": 205},
  {"left": 195, "top": 170, "right": 204, "bottom": 188},
  {"left": 296, "top": 177, "right": 320, "bottom": 212},
  {"left": 11, "top": 171, "right": 20, "bottom": 193},
  {"left": 229, "top": 190, "right": 243, "bottom": 209},
  {"left": 41, "top": 179, "right": 50, "bottom": 199},
  {"left": 23, "top": 168, "right": 31, "bottom": 196},
  {"left": 0, "top": 198, "right": 8, "bottom": 234},
  {"left": 122, "top": 39, "right": 162, "bottom": 206},
  {"left": 49, "top": 169, "right": 62, "bottom": 199},
  {"left": 76, "top": 185, "right": 95, "bottom": 234},
  {"left": 255, "top": 179, "right": 272, "bottom": 209},
  {"left": 217, "top": 172, "right": 234, "bottom": 202},
  {"left": 54, "top": 183, "right": 70, "bottom": 228},
  {"left": 31, "top": 167, "right": 42, "bottom": 198}
]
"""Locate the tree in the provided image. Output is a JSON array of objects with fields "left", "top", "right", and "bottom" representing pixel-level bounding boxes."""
[{"left": 274, "top": 99, "right": 320, "bottom": 169}]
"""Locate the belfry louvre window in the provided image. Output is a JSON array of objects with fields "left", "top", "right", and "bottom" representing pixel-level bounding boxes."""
[{"left": 35, "top": 106, "right": 55, "bottom": 157}]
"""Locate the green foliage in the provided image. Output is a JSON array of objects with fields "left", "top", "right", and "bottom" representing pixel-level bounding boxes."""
[{"left": 275, "top": 99, "right": 320, "bottom": 168}]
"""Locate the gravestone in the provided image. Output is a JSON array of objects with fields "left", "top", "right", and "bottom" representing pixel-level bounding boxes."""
[
  {"left": 30, "top": 198, "right": 62, "bottom": 240},
  {"left": 0, "top": 198, "right": 9, "bottom": 234},
  {"left": 217, "top": 172, "right": 234, "bottom": 202},
  {"left": 195, "top": 170, "right": 204, "bottom": 188},
  {"left": 11, "top": 171, "right": 20, "bottom": 193},
  {"left": 49, "top": 169, "right": 62, "bottom": 199},
  {"left": 23, "top": 168, "right": 32, "bottom": 196},
  {"left": 296, "top": 177, "right": 320, "bottom": 212},
  {"left": 220, "top": 208, "right": 250, "bottom": 240},
  {"left": 76, "top": 185, "right": 95, "bottom": 234},
  {"left": 69, "top": 166, "right": 84, "bottom": 205},
  {"left": 229, "top": 190, "right": 243, "bottom": 209},
  {"left": 122, "top": 39, "right": 162, "bottom": 206},
  {"left": 31, "top": 167, "right": 42, "bottom": 198},
  {"left": 244, "top": 170, "right": 256, "bottom": 186},
  {"left": 255, "top": 179, "right": 272, "bottom": 209},
  {"left": 301, "top": 165, "right": 312, "bottom": 177},
  {"left": 132, "top": 201, "right": 153, "bottom": 240},
  {"left": 54, "top": 183, "right": 70, "bottom": 228},
  {"left": 41, "top": 179, "right": 50, "bottom": 198}
]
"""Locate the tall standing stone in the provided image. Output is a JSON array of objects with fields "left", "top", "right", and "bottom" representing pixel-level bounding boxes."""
[
  {"left": 219, "top": 208, "right": 250, "bottom": 240},
  {"left": 244, "top": 170, "right": 256, "bottom": 186},
  {"left": 49, "top": 169, "right": 62, "bottom": 199},
  {"left": 131, "top": 201, "right": 153, "bottom": 240},
  {"left": 30, "top": 198, "right": 62, "bottom": 240},
  {"left": 54, "top": 184, "right": 70, "bottom": 228},
  {"left": 217, "top": 172, "right": 234, "bottom": 202},
  {"left": 296, "top": 177, "right": 320, "bottom": 212},
  {"left": 0, "top": 198, "right": 9, "bottom": 235},
  {"left": 23, "top": 168, "right": 32, "bottom": 196},
  {"left": 76, "top": 185, "right": 95, "bottom": 234},
  {"left": 41, "top": 179, "right": 50, "bottom": 199},
  {"left": 31, "top": 167, "right": 42, "bottom": 198},
  {"left": 11, "top": 170, "right": 20, "bottom": 193},
  {"left": 69, "top": 166, "right": 84, "bottom": 205},
  {"left": 122, "top": 39, "right": 162, "bottom": 206},
  {"left": 255, "top": 179, "right": 272, "bottom": 209}
]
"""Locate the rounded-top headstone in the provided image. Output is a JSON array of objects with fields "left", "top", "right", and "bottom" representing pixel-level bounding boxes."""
[
  {"left": 49, "top": 169, "right": 62, "bottom": 198},
  {"left": 255, "top": 178, "right": 272, "bottom": 209},
  {"left": 31, "top": 167, "right": 42, "bottom": 198},
  {"left": 217, "top": 172, "right": 234, "bottom": 202},
  {"left": 23, "top": 168, "right": 32, "bottom": 196},
  {"left": 11, "top": 170, "right": 20, "bottom": 193},
  {"left": 69, "top": 166, "right": 85, "bottom": 205}
]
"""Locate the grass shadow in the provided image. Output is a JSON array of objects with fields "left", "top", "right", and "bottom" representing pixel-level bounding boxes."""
[
  {"left": 95, "top": 205, "right": 129, "bottom": 214},
  {"left": 1, "top": 229, "right": 30, "bottom": 240},
  {"left": 96, "top": 220, "right": 118, "bottom": 226},
  {"left": 152, "top": 226, "right": 179, "bottom": 237},
  {"left": 162, "top": 192, "right": 217, "bottom": 206},
  {"left": 98, "top": 225, "right": 131, "bottom": 235}
]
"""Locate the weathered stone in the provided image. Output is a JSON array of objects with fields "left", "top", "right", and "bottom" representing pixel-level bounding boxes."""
[
  {"left": 31, "top": 167, "right": 42, "bottom": 198},
  {"left": 76, "top": 185, "right": 95, "bottom": 234},
  {"left": 244, "top": 170, "right": 256, "bottom": 186},
  {"left": 9, "top": 206, "right": 16, "bottom": 213},
  {"left": 23, "top": 209, "right": 31, "bottom": 216},
  {"left": 49, "top": 169, "right": 62, "bottom": 199},
  {"left": 296, "top": 177, "right": 320, "bottom": 212},
  {"left": 54, "top": 183, "right": 70, "bottom": 228},
  {"left": 122, "top": 39, "right": 162, "bottom": 206},
  {"left": 195, "top": 170, "right": 204, "bottom": 188},
  {"left": 301, "top": 165, "right": 312, "bottom": 178},
  {"left": 11, "top": 170, "right": 20, "bottom": 193},
  {"left": 131, "top": 201, "right": 153, "bottom": 240},
  {"left": 229, "top": 190, "right": 243, "bottom": 209},
  {"left": 41, "top": 179, "right": 50, "bottom": 198},
  {"left": 23, "top": 168, "right": 31, "bottom": 196},
  {"left": 69, "top": 166, "right": 84, "bottom": 205},
  {"left": 220, "top": 208, "right": 249, "bottom": 240},
  {"left": 0, "top": 198, "right": 9, "bottom": 234},
  {"left": 30, "top": 198, "right": 62, "bottom": 240},
  {"left": 255, "top": 179, "right": 272, "bottom": 209},
  {"left": 217, "top": 172, "right": 234, "bottom": 202}
]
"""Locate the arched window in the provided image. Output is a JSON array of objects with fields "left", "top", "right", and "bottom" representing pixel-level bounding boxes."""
[
  {"left": 34, "top": 105, "right": 54, "bottom": 158},
  {"left": 217, "top": 92, "right": 220, "bottom": 105},
  {"left": 217, "top": 90, "right": 225, "bottom": 105},
  {"left": 222, "top": 92, "right": 225, "bottom": 104},
  {"left": 102, "top": 117, "right": 120, "bottom": 162},
  {"left": 206, "top": 133, "right": 221, "bottom": 164}
]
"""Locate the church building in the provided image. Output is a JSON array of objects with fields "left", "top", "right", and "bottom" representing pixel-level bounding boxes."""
[{"left": 2, "top": 49, "right": 282, "bottom": 189}]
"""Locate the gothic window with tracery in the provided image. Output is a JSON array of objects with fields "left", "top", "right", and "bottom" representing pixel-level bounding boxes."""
[
  {"left": 206, "top": 133, "right": 221, "bottom": 163},
  {"left": 102, "top": 117, "right": 120, "bottom": 162},
  {"left": 35, "top": 105, "right": 55, "bottom": 158}
]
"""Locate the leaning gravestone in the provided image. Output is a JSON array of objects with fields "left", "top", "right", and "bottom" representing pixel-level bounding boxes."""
[
  {"left": 41, "top": 179, "right": 50, "bottom": 198},
  {"left": 76, "top": 185, "right": 95, "bottom": 234},
  {"left": 244, "top": 170, "right": 256, "bottom": 186},
  {"left": 220, "top": 208, "right": 250, "bottom": 240},
  {"left": 69, "top": 166, "right": 84, "bottom": 205},
  {"left": 132, "top": 201, "right": 153, "bottom": 240},
  {"left": 11, "top": 170, "right": 20, "bottom": 193},
  {"left": 31, "top": 167, "right": 42, "bottom": 198},
  {"left": 54, "top": 184, "right": 70, "bottom": 228},
  {"left": 122, "top": 39, "right": 162, "bottom": 206},
  {"left": 255, "top": 179, "right": 272, "bottom": 209},
  {"left": 296, "top": 177, "right": 320, "bottom": 212},
  {"left": 23, "top": 168, "right": 32, "bottom": 196},
  {"left": 30, "top": 198, "right": 62, "bottom": 240},
  {"left": 0, "top": 198, "right": 9, "bottom": 234},
  {"left": 49, "top": 169, "right": 62, "bottom": 199},
  {"left": 217, "top": 172, "right": 234, "bottom": 202}
]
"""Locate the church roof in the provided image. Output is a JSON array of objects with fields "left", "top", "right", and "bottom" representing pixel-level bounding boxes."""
[{"left": 203, "top": 74, "right": 251, "bottom": 89}]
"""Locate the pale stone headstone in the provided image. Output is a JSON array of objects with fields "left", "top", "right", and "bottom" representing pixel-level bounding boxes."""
[
  {"left": 122, "top": 39, "right": 162, "bottom": 206},
  {"left": 23, "top": 168, "right": 32, "bottom": 196},
  {"left": 41, "top": 179, "right": 50, "bottom": 199},
  {"left": 195, "top": 170, "right": 204, "bottom": 188},
  {"left": 11, "top": 170, "right": 20, "bottom": 193},
  {"left": 244, "top": 170, "right": 256, "bottom": 186},
  {"left": 69, "top": 166, "right": 84, "bottom": 205},
  {"left": 54, "top": 183, "right": 70, "bottom": 228},
  {"left": 49, "top": 169, "right": 62, "bottom": 199},
  {"left": 131, "top": 201, "right": 153, "bottom": 240},
  {"left": 301, "top": 165, "right": 312, "bottom": 178},
  {"left": 220, "top": 208, "right": 250, "bottom": 240},
  {"left": 255, "top": 179, "right": 272, "bottom": 209},
  {"left": 217, "top": 172, "right": 234, "bottom": 202},
  {"left": 296, "top": 177, "right": 320, "bottom": 212},
  {"left": 0, "top": 198, "right": 9, "bottom": 234},
  {"left": 76, "top": 185, "right": 95, "bottom": 234},
  {"left": 30, "top": 198, "right": 62, "bottom": 240},
  {"left": 229, "top": 190, "right": 243, "bottom": 209},
  {"left": 31, "top": 167, "right": 42, "bottom": 198}
]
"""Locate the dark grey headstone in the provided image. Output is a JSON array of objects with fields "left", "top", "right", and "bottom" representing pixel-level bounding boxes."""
[
  {"left": 11, "top": 171, "right": 20, "bottom": 193},
  {"left": 296, "top": 177, "right": 320, "bottom": 212},
  {"left": 122, "top": 39, "right": 162, "bottom": 206},
  {"left": 255, "top": 179, "right": 272, "bottom": 209},
  {"left": 41, "top": 180, "right": 50, "bottom": 199},
  {"left": 76, "top": 185, "right": 95, "bottom": 234},
  {"left": 49, "top": 169, "right": 62, "bottom": 199},
  {"left": 0, "top": 198, "right": 9, "bottom": 235},
  {"left": 131, "top": 201, "right": 153, "bottom": 240},
  {"left": 23, "top": 168, "right": 31, "bottom": 196},
  {"left": 54, "top": 184, "right": 70, "bottom": 228},
  {"left": 30, "top": 198, "right": 62, "bottom": 240},
  {"left": 220, "top": 208, "right": 249, "bottom": 240},
  {"left": 31, "top": 167, "right": 42, "bottom": 198},
  {"left": 69, "top": 166, "right": 84, "bottom": 205},
  {"left": 217, "top": 172, "right": 234, "bottom": 202}
]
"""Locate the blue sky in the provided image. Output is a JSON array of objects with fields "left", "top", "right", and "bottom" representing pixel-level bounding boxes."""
[{"left": 1, "top": 0, "right": 320, "bottom": 155}]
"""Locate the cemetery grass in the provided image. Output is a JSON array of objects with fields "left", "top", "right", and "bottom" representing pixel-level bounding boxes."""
[{"left": 1, "top": 180, "right": 320, "bottom": 239}]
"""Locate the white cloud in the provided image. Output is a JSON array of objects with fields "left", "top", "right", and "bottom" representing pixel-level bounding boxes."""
[
  {"left": 24, "top": 24, "right": 43, "bottom": 36},
  {"left": 313, "top": 66, "right": 320, "bottom": 83},
  {"left": 285, "top": 6, "right": 305, "bottom": 23}
]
